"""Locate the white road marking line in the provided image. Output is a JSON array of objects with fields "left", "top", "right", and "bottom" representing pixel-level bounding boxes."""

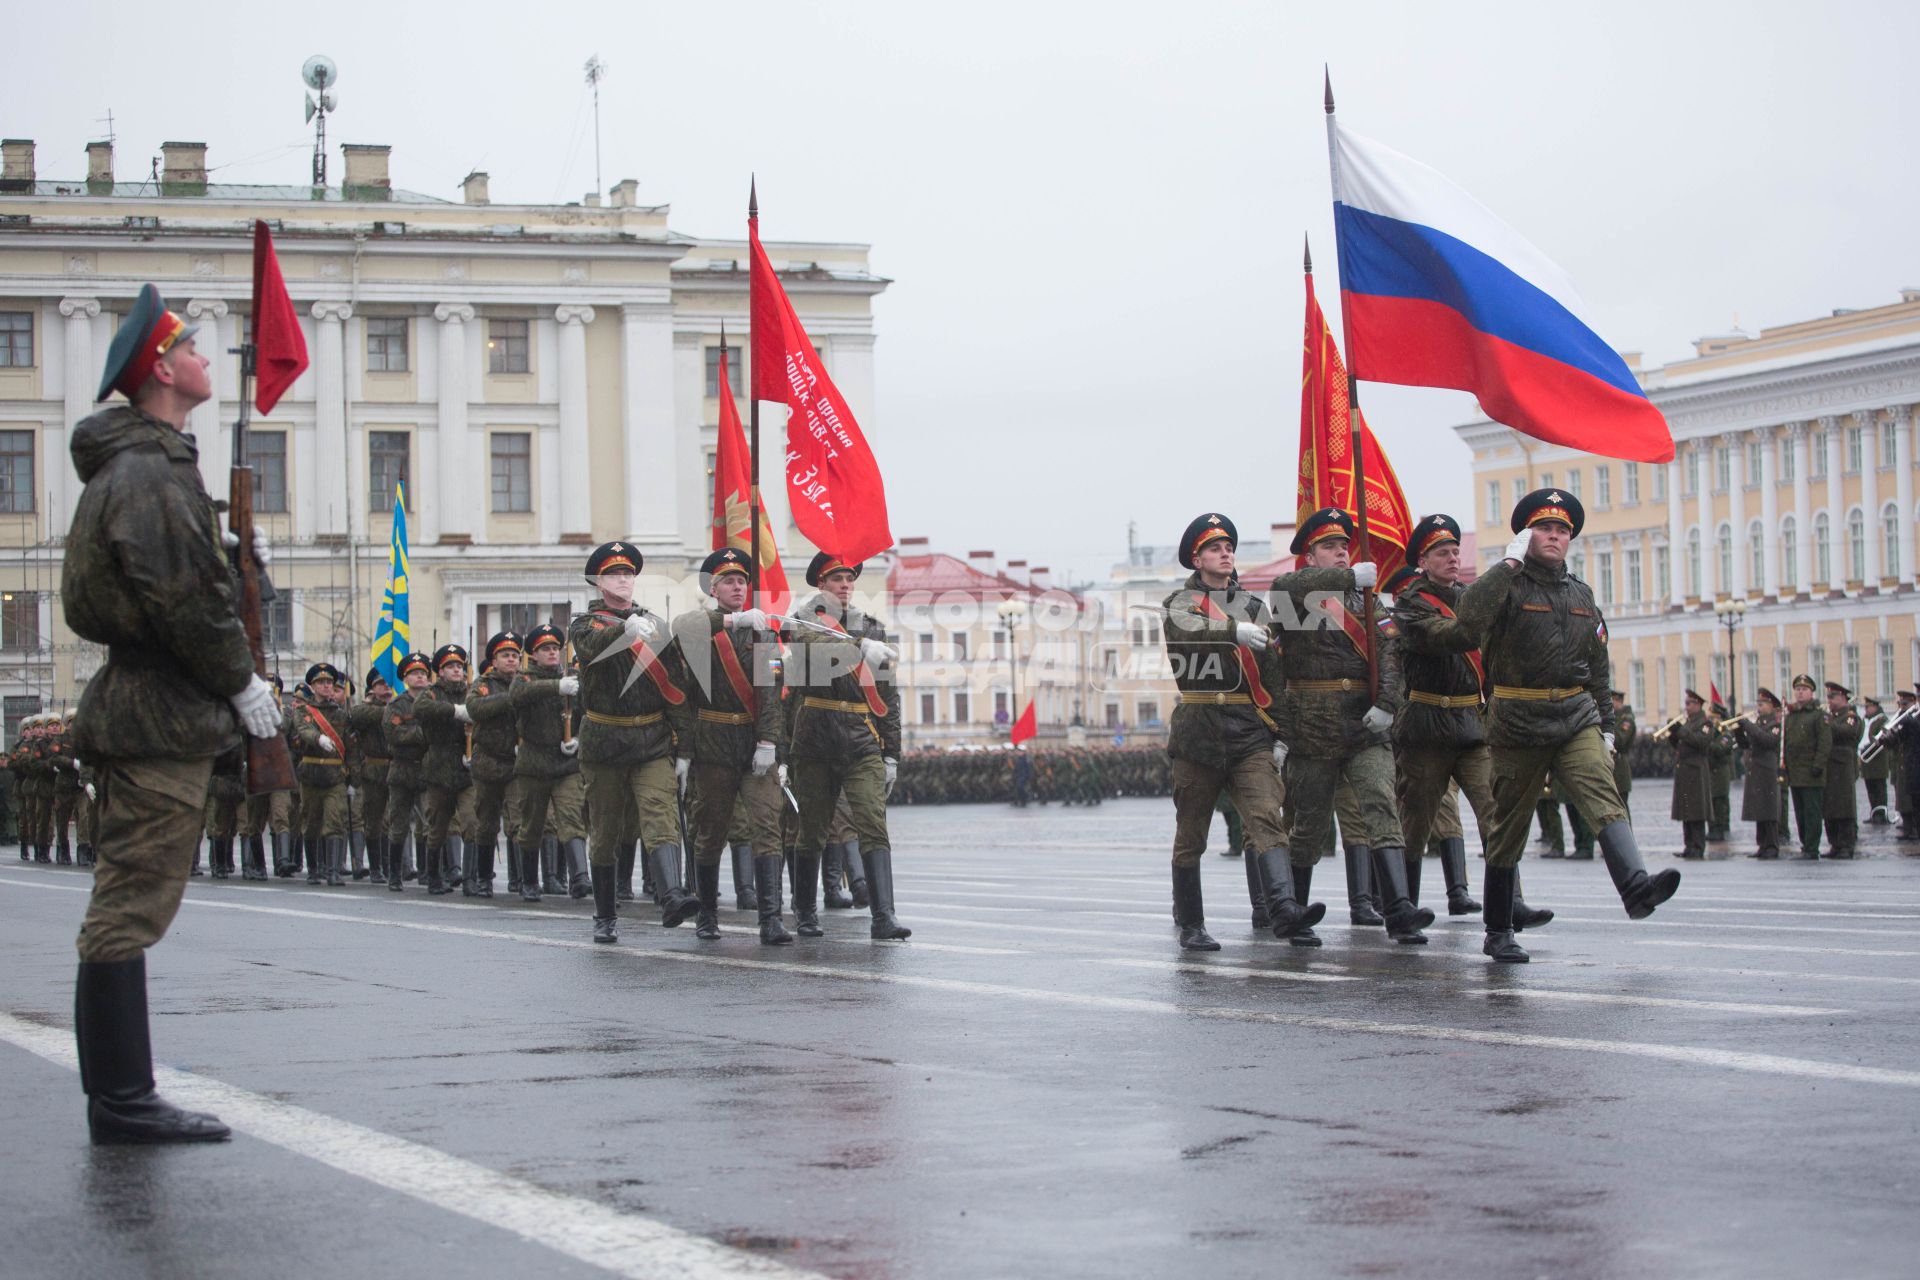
[
  {"left": 7, "top": 880, "right": 1916, "bottom": 1091},
  {"left": 1628, "top": 938, "right": 1920, "bottom": 959},
  {"left": 1538, "top": 915, "right": 1916, "bottom": 937},
  {"left": 1600, "top": 963, "right": 1920, "bottom": 988},
  {"left": 1091, "top": 958, "right": 1358, "bottom": 983},
  {"left": 0, "top": 1012, "right": 826, "bottom": 1280},
  {"left": 1463, "top": 988, "right": 1843, "bottom": 1016}
]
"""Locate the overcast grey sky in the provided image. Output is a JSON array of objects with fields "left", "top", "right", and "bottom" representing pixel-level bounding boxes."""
[{"left": 8, "top": 1, "right": 1918, "bottom": 581}]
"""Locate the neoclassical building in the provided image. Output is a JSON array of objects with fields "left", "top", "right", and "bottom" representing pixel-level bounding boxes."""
[
  {"left": 1459, "top": 290, "right": 1920, "bottom": 721},
  {"left": 0, "top": 135, "right": 885, "bottom": 732}
]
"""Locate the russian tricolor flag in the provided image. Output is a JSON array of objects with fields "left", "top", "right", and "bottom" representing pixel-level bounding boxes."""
[{"left": 1330, "top": 120, "right": 1675, "bottom": 463}]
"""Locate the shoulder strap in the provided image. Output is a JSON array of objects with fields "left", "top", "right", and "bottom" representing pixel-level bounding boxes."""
[{"left": 591, "top": 610, "right": 685, "bottom": 706}]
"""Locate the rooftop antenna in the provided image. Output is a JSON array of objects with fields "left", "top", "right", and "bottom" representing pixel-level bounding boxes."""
[
  {"left": 94, "top": 109, "right": 116, "bottom": 166},
  {"left": 302, "top": 55, "right": 340, "bottom": 187},
  {"left": 584, "top": 55, "right": 607, "bottom": 199}
]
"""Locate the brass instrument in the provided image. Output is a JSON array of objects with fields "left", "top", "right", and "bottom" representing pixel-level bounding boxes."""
[
  {"left": 1649, "top": 714, "right": 1687, "bottom": 743},
  {"left": 1861, "top": 703, "right": 1918, "bottom": 765},
  {"left": 1715, "top": 710, "right": 1758, "bottom": 738}
]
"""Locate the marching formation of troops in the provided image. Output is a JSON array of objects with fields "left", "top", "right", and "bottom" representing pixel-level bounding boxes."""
[
  {"left": 892, "top": 746, "right": 1171, "bottom": 806},
  {"left": 7, "top": 710, "right": 97, "bottom": 867}
]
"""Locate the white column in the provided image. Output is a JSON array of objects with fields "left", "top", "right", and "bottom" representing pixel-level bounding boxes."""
[
  {"left": 310, "top": 302, "right": 352, "bottom": 538},
  {"left": 1790, "top": 423, "right": 1813, "bottom": 594},
  {"left": 1822, "top": 415, "right": 1844, "bottom": 591},
  {"left": 1757, "top": 426, "right": 1780, "bottom": 597},
  {"left": 619, "top": 300, "right": 678, "bottom": 552},
  {"left": 673, "top": 331, "right": 705, "bottom": 552},
  {"left": 55, "top": 297, "right": 101, "bottom": 530},
  {"left": 1666, "top": 454, "right": 1685, "bottom": 608},
  {"left": 554, "top": 305, "right": 596, "bottom": 540},
  {"left": 184, "top": 299, "right": 228, "bottom": 497},
  {"left": 1696, "top": 443, "right": 1717, "bottom": 603},
  {"left": 433, "top": 303, "right": 474, "bottom": 543},
  {"left": 1894, "top": 406, "right": 1916, "bottom": 589},
  {"left": 1726, "top": 432, "right": 1746, "bottom": 598},
  {"left": 1857, "top": 410, "right": 1881, "bottom": 590}
]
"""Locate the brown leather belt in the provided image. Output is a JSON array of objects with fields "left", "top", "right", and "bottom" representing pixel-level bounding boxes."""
[{"left": 299, "top": 756, "right": 344, "bottom": 766}]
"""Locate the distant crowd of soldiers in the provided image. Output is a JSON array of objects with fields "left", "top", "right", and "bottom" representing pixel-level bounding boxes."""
[
  {"left": 891, "top": 746, "right": 1172, "bottom": 805},
  {"left": 6, "top": 711, "right": 97, "bottom": 865}
]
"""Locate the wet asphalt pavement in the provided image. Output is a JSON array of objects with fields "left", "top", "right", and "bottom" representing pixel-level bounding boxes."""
[{"left": 3, "top": 792, "right": 1919, "bottom": 1280}]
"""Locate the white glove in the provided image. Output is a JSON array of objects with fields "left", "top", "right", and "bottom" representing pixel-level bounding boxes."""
[
  {"left": 1362, "top": 705, "right": 1393, "bottom": 734},
  {"left": 69, "top": 757, "right": 82, "bottom": 772},
  {"left": 725, "top": 608, "right": 771, "bottom": 631},
  {"left": 557, "top": 675, "right": 579, "bottom": 696},
  {"left": 1272, "top": 741, "right": 1288, "bottom": 771},
  {"left": 252, "top": 526, "right": 272, "bottom": 566},
  {"left": 752, "top": 741, "right": 777, "bottom": 776},
  {"left": 674, "top": 756, "right": 691, "bottom": 789},
  {"left": 1603, "top": 731, "right": 1617, "bottom": 758},
  {"left": 221, "top": 528, "right": 240, "bottom": 550},
  {"left": 777, "top": 763, "right": 789, "bottom": 790},
  {"left": 1233, "top": 621, "right": 1269, "bottom": 650},
  {"left": 1351, "top": 562, "right": 1378, "bottom": 590},
  {"left": 85, "top": 783, "right": 96, "bottom": 802},
  {"left": 559, "top": 738, "right": 579, "bottom": 756},
  {"left": 883, "top": 757, "right": 899, "bottom": 796},
  {"left": 230, "top": 675, "right": 281, "bottom": 738},
  {"left": 621, "top": 613, "right": 657, "bottom": 644},
  {"left": 1504, "top": 528, "right": 1534, "bottom": 564},
  {"left": 860, "top": 637, "right": 897, "bottom": 666},
  {"left": 453, "top": 704, "right": 472, "bottom": 724},
  {"left": 318, "top": 735, "right": 339, "bottom": 757}
]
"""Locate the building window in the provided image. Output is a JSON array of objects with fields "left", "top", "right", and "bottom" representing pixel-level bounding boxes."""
[
  {"left": 264, "top": 592, "right": 293, "bottom": 650},
  {"left": 953, "top": 690, "right": 971, "bottom": 722},
  {"left": 1884, "top": 503, "right": 1902, "bottom": 580},
  {"left": 1686, "top": 529, "right": 1701, "bottom": 597},
  {"left": 1102, "top": 648, "right": 1118, "bottom": 676},
  {"left": 1814, "top": 512, "right": 1831, "bottom": 585},
  {"left": 1746, "top": 439, "right": 1763, "bottom": 486},
  {"left": 1566, "top": 469, "right": 1582, "bottom": 500},
  {"left": 704, "top": 344, "right": 742, "bottom": 397},
  {"left": 1680, "top": 454, "right": 1696, "bottom": 497},
  {"left": 1595, "top": 465, "right": 1611, "bottom": 507},
  {"left": 1749, "top": 521, "right": 1764, "bottom": 588},
  {"left": 916, "top": 633, "right": 934, "bottom": 661},
  {"left": 1879, "top": 641, "right": 1896, "bottom": 698},
  {"left": 1714, "top": 445, "right": 1731, "bottom": 493},
  {"left": 1780, "top": 517, "right": 1797, "bottom": 589},
  {"left": 1809, "top": 644, "right": 1827, "bottom": 689},
  {"left": 1596, "top": 550, "right": 1614, "bottom": 605},
  {"left": 1743, "top": 651, "right": 1760, "bottom": 702},
  {"left": 1540, "top": 471, "right": 1553, "bottom": 490},
  {"left": 1655, "top": 545, "right": 1671, "bottom": 601},
  {"left": 1103, "top": 702, "right": 1120, "bottom": 729},
  {"left": 0, "top": 590, "right": 38, "bottom": 650},
  {"left": 1625, "top": 548, "right": 1643, "bottom": 602},
  {"left": 1681, "top": 655, "right": 1697, "bottom": 697},
  {"left": 952, "top": 632, "right": 970, "bottom": 662},
  {"left": 1781, "top": 434, "right": 1796, "bottom": 483},
  {"left": 491, "top": 603, "right": 569, "bottom": 636},
  {"left": 1846, "top": 425, "right": 1864, "bottom": 474},
  {"left": 1843, "top": 643, "right": 1861, "bottom": 695},
  {"left": 1652, "top": 462, "right": 1667, "bottom": 502},
  {"left": 1511, "top": 477, "right": 1526, "bottom": 510},
  {"left": 1485, "top": 480, "right": 1501, "bottom": 524},
  {"left": 1847, "top": 509, "right": 1866, "bottom": 582},
  {"left": 366, "top": 317, "right": 409, "bottom": 372},
  {"left": 0, "top": 312, "right": 32, "bottom": 367},
  {"left": 1775, "top": 648, "right": 1793, "bottom": 694},
  {"left": 1656, "top": 658, "right": 1668, "bottom": 714},
  {"left": 1881, "top": 420, "right": 1898, "bottom": 470},
  {"left": 486, "top": 318, "right": 530, "bottom": 374},
  {"left": 992, "top": 628, "right": 1009, "bottom": 660},
  {"left": 1717, "top": 524, "right": 1733, "bottom": 590},
  {"left": 919, "top": 692, "right": 936, "bottom": 724},
  {"left": 490, "top": 432, "right": 531, "bottom": 513},
  {"left": 1570, "top": 550, "right": 1586, "bottom": 581},
  {"left": 0, "top": 429, "right": 33, "bottom": 513},
  {"left": 1130, "top": 615, "right": 1160, "bottom": 648},
  {"left": 369, "top": 430, "right": 410, "bottom": 511},
  {"left": 1136, "top": 699, "right": 1161, "bottom": 726},
  {"left": 1624, "top": 461, "right": 1640, "bottom": 505},
  {"left": 1711, "top": 654, "right": 1728, "bottom": 701},
  {"left": 1811, "top": 428, "right": 1828, "bottom": 477},
  {"left": 1631, "top": 660, "right": 1645, "bottom": 710},
  {"left": 248, "top": 431, "right": 287, "bottom": 513},
  {"left": 994, "top": 690, "right": 1010, "bottom": 720}
]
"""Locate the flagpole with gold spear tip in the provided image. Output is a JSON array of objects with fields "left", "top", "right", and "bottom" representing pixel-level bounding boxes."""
[{"left": 746, "top": 179, "right": 762, "bottom": 615}]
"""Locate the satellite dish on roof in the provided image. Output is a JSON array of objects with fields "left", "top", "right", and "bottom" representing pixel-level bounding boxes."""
[{"left": 302, "top": 55, "right": 338, "bottom": 91}]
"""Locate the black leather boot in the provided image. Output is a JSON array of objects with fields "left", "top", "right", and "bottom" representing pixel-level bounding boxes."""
[
  {"left": 592, "top": 873, "right": 618, "bottom": 944},
  {"left": 1680, "top": 820, "right": 1706, "bottom": 859},
  {"left": 1373, "top": 846, "right": 1433, "bottom": 943},
  {"left": 1259, "top": 849, "right": 1324, "bottom": 939},
  {"left": 541, "top": 836, "right": 563, "bottom": 895},
  {"left": 426, "top": 843, "right": 449, "bottom": 895},
  {"left": 1599, "top": 820, "right": 1681, "bottom": 918},
  {"left": 1482, "top": 865, "right": 1528, "bottom": 962},
  {"left": 566, "top": 838, "right": 592, "bottom": 899},
  {"left": 505, "top": 838, "right": 521, "bottom": 894},
  {"left": 1345, "top": 843, "right": 1382, "bottom": 925},
  {"left": 75, "top": 956, "right": 229, "bottom": 1144},
  {"left": 520, "top": 841, "right": 542, "bottom": 902},
  {"left": 755, "top": 855, "right": 792, "bottom": 945},
  {"left": 649, "top": 845, "right": 700, "bottom": 928},
  {"left": 188, "top": 843, "right": 203, "bottom": 877},
  {"left": 304, "top": 833, "right": 324, "bottom": 884},
  {"left": 271, "top": 832, "right": 293, "bottom": 877},
  {"left": 1752, "top": 821, "right": 1780, "bottom": 860},
  {"left": 348, "top": 831, "right": 367, "bottom": 880},
  {"left": 1403, "top": 846, "right": 1420, "bottom": 906},
  {"left": 445, "top": 836, "right": 465, "bottom": 890},
  {"left": 474, "top": 837, "right": 494, "bottom": 898},
  {"left": 635, "top": 840, "right": 654, "bottom": 902},
  {"left": 694, "top": 861, "right": 722, "bottom": 939},
  {"left": 76, "top": 840, "right": 95, "bottom": 868},
  {"left": 1171, "top": 862, "right": 1218, "bottom": 950},
  {"left": 730, "top": 842, "right": 758, "bottom": 912},
  {"left": 616, "top": 843, "right": 636, "bottom": 903},
  {"left": 865, "top": 848, "right": 911, "bottom": 940},
  {"left": 460, "top": 839, "right": 479, "bottom": 897},
  {"left": 209, "top": 837, "right": 230, "bottom": 879},
  {"left": 245, "top": 834, "right": 268, "bottom": 881},
  {"left": 1244, "top": 851, "right": 1270, "bottom": 930},
  {"left": 1288, "top": 863, "right": 1322, "bottom": 948},
  {"left": 845, "top": 840, "right": 870, "bottom": 909},
  {"left": 822, "top": 843, "right": 853, "bottom": 909},
  {"left": 1511, "top": 866, "right": 1554, "bottom": 931},
  {"left": 325, "top": 836, "right": 346, "bottom": 887},
  {"left": 1441, "top": 837, "right": 1480, "bottom": 914},
  {"left": 387, "top": 835, "right": 405, "bottom": 891},
  {"left": 56, "top": 835, "right": 74, "bottom": 866},
  {"left": 793, "top": 854, "right": 823, "bottom": 937}
]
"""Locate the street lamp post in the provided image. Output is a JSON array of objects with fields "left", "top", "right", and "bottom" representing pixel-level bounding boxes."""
[
  {"left": 1713, "top": 597, "right": 1748, "bottom": 708},
  {"left": 997, "top": 598, "right": 1028, "bottom": 741}
]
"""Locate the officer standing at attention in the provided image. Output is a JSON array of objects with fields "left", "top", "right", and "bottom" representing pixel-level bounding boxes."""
[
  {"left": 62, "top": 283, "right": 284, "bottom": 1142},
  {"left": 464, "top": 633, "right": 525, "bottom": 898},
  {"left": 289, "top": 663, "right": 350, "bottom": 886},
  {"left": 1157, "top": 513, "right": 1302, "bottom": 948},
  {"left": 569, "top": 542, "right": 697, "bottom": 944},
  {"left": 672, "top": 548, "right": 791, "bottom": 944},
  {"left": 1822, "top": 682, "right": 1863, "bottom": 859},
  {"left": 348, "top": 669, "right": 395, "bottom": 885},
  {"left": 1269, "top": 508, "right": 1426, "bottom": 944},
  {"left": 1733, "top": 689, "right": 1784, "bottom": 859},
  {"left": 1424, "top": 489, "right": 1679, "bottom": 962},
  {"left": 1781, "top": 675, "right": 1832, "bottom": 859},
  {"left": 785, "top": 551, "right": 910, "bottom": 941},
  {"left": 509, "top": 624, "right": 588, "bottom": 903},
  {"left": 1670, "top": 689, "right": 1713, "bottom": 859}
]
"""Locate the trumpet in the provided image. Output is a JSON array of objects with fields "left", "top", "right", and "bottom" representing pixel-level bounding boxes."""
[
  {"left": 1715, "top": 710, "right": 1758, "bottom": 738},
  {"left": 1649, "top": 715, "right": 1687, "bottom": 743},
  {"left": 1861, "top": 703, "right": 1918, "bottom": 765}
]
